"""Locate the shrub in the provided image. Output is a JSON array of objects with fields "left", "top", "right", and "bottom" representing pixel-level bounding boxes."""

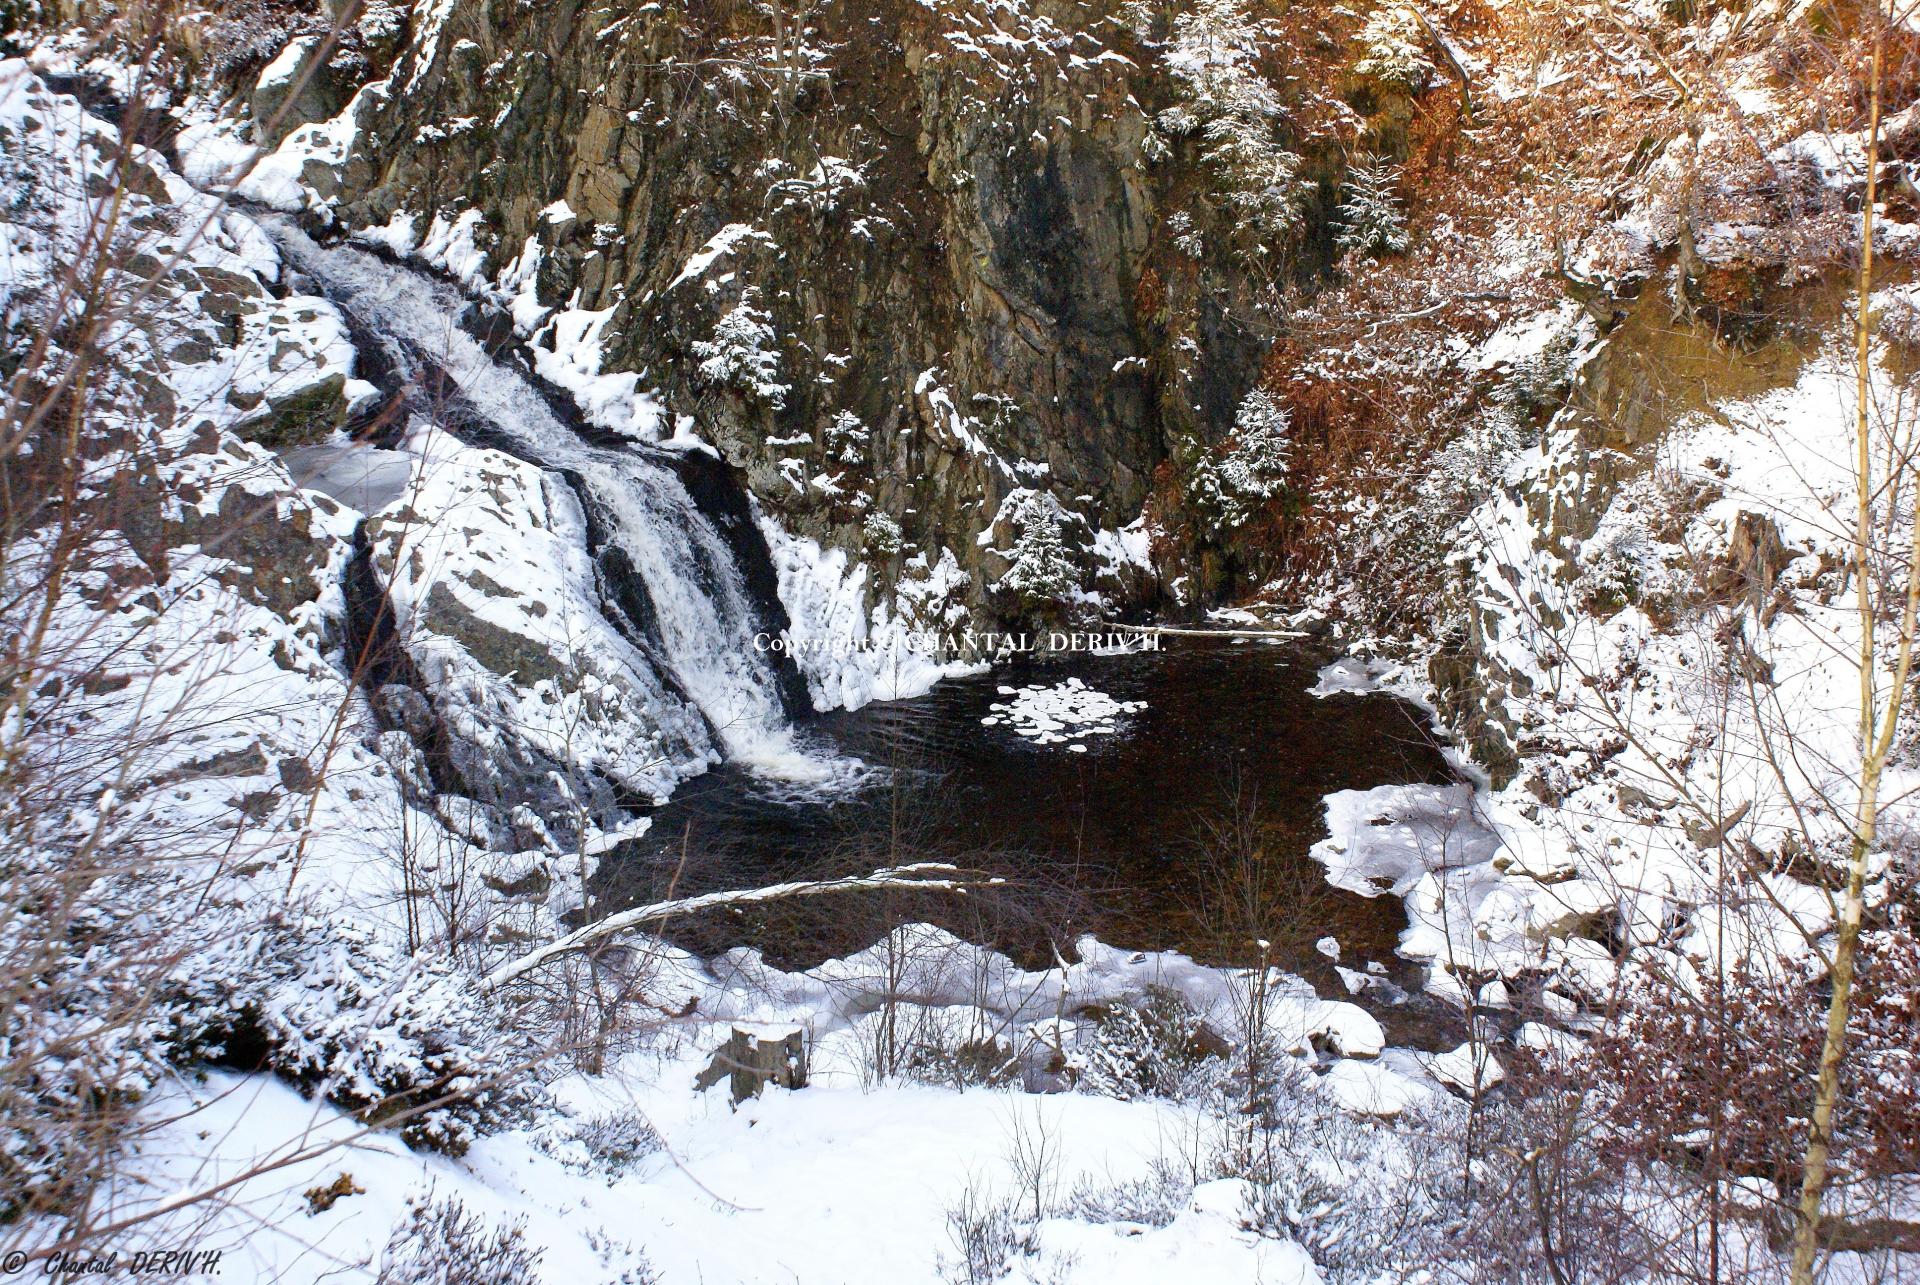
[
  {"left": 1075, "top": 985, "right": 1225, "bottom": 1101},
  {"left": 1220, "top": 1096, "right": 1464, "bottom": 1284},
  {"left": 1179, "top": 388, "right": 1293, "bottom": 539},
  {"left": 1061, "top": 1157, "right": 1195, "bottom": 1228},
  {"left": 166, "top": 910, "right": 538, "bottom": 1155},
  {"left": 1582, "top": 920, "right": 1920, "bottom": 1192},
  {"left": 1158, "top": 0, "right": 1307, "bottom": 267},
  {"left": 375, "top": 1190, "right": 541, "bottom": 1285},
  {"left": 827, "top": 409, "right": 870, "bottom": 465},
  {"left": 1570, "top": 507, "right": 1680, "bottom": 618},
  {"left": 864, "top": 510, "right": 904, "bottom": 557},
  {"left": 532, "top": 1110, "right": 664, "bottom": 1177},
  {"left": 1495, "top": 324, "right": 1582, "bottom": 422},
  {"left": 938, "top": 1179, "right": 1034, "bottom": 1285},
  {"left": 902, "top": 1035, "right": 1020, "bottom": 1090}
]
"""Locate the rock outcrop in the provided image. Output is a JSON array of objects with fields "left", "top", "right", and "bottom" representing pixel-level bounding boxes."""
[{"left": 223, "top": 0, "right": 1377, "bottom": 635}]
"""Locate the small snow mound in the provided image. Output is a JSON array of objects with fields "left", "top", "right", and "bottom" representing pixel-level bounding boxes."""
[
  {"left": 1422, "top": 1041, "right": 1505, "bottom": 1095},
  {"left": 978, "top": 677, "right": 1145, "bottom": 748},
  {"left": 1320, "top": 1058, "right": 1434, "bottom": 1118}
]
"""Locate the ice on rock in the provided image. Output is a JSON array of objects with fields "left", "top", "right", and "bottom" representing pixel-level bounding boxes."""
[
  {"left": 282, "top": 442, "right": 415, "bottom": 511},
  {"left": 1313, "top": 783, "right": 1503, "bottom": 898},
  {"left": 982, "top": 678, "right": 1146, "bottom": 748},
  {"left": 758, "top": 524, "right": 981, "bottom": 712}
]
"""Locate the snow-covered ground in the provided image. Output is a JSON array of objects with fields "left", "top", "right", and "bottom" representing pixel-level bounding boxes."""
[
  {"left": 102, "top": 926, "right": 1450, "bottom": 1284},
  {"left": 132, "top": 1055, "right": 1312, "bottom": 1285}
]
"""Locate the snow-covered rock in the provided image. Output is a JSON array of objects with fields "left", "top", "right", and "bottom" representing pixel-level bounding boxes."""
[
  {"left": 364, "top": 433, "right": 717, "bottom": 815},
  {"left": 1420, "top": 1042, "right": 1505, "bottom": 1096},
  {"left": 1319, "top": 1058, "right": 1435, "bottom": 1118}
]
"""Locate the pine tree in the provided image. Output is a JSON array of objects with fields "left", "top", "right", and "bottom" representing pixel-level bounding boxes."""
[
  {"left": 1187, "top": 389, "right": 1293, "bottom": 535},
  {"left": 1222, "top": 387, "right": 1292, "bottom": 499},
  {"left": 996, "top": 492, "right": 1077, "bottom": 607},
  {"left": 1352, "top": 5, "right": 1435, "bottom": 92},
  {"left": 692, "top": 288, "right": 789, "bottom": 408},
  {"left": 1157, "top": 0, "right": 1306, "bottom": 266},
  {"left": 863, "top": 510, "right": 903, "bottom": 557},
  {"left": 1335, "top": 157, "right": 1409, "bottom": 260},
  {"left": 827, "top": 409, "right": 869, "bottom": 464}
]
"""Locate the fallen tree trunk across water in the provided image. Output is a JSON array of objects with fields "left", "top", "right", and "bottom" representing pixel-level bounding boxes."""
[
  {"left": 484, "top": 863, "right": 999, "bottom": 989},
  {"left": 1107, "top": 622, "right": 1309, "bottom": 640}
]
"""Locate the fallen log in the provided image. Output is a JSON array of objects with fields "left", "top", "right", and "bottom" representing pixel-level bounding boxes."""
[
  {"left": 1108, "top": 622, "right": 1309, "bottom": 640},
  {"left": 485, "top": 862, "right": 998, "bottom": 989}
]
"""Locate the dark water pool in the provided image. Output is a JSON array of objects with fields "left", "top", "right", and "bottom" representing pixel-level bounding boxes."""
[{"left": 599, "top": 637, "right": 1458, "bottom": 1000}]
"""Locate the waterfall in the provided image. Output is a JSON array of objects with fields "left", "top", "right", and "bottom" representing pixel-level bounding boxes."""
[{"left": 265, "top": 219, "right": 838, "bottom": 783}]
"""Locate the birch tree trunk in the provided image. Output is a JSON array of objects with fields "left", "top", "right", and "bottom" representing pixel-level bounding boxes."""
[{"left": 1787, "top": 11, "right": 1920, "bottom": 1275}]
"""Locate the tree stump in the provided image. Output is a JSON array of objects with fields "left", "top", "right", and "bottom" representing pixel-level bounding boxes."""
[{"left": 694, "top": 1026, "right": 807, "bottom": 1106}]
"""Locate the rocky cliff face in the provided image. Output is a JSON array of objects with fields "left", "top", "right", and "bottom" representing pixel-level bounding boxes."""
[
  {"left": 1427, "top": 288, "right": 1833, "bottom": 782},
  {"left": 221, "top": 0, "right": 1392, "bottom": 637},
  {"left": 173, "top": 0, "right": 1906, "bottom": 781}
]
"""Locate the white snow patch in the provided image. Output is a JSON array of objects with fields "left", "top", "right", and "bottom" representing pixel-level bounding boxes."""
[
  {"left": 667, "top": 222, "right": 776, "bottom": 292},
  {"left": 1319, "top": 1058, "right": 1434, "bottom": 1117},
  {"left": 1309, "top": 655, "right": 1400, "bottom": 697},
  {"left": 980, "top": 678, "right": 1145, "bottom": 749},
  {"left": 757, "top": 517, "right": 982, "bottom": 710},
  {"left": 354, "top": 208, "right": 420, "bottom": 256},
  {"left": 530, "top": 298, "right": 668, "bottom": 441}
]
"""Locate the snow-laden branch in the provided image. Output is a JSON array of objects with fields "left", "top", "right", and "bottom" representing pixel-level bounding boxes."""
[{"left": 484, "top": 863, "right": 998, "bottom": 989}]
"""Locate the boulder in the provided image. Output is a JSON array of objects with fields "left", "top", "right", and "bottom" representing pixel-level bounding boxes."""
[{"left": 252, "top": 36, "right": 343, "bottom": 149}]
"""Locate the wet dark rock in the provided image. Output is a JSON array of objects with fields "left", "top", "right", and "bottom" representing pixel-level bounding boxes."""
[
  {"left": 299, "top": 0, "right": 1337, "bottom": 628},
  {"left": 234, "top": 369, "right": 349, "bottom": 447},
  {"left": 251, "top": 35, "right": 345, "bottom": 148}
]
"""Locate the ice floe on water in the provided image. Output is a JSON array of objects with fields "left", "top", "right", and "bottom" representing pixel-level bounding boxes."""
[
  {"left": 980, "top": 677, "right": 1145, "bottom": 750},
  {"left": 1309, "top": 655, "right": 1402, "bottom": 697}
]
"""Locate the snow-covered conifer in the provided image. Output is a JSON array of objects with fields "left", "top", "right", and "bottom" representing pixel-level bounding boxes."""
[
  {"left": 1335, "top": 156, "right": 1409, "bottom": 260},
  {"left": 1353, "top": 5, "right": 1436, "bottom": 92},
  {"left": 995, "top": 492, "right": 1078, "bottom": 606},
  {"left": 863, "top": 510, "right": 903, "bottom": 556},
  {"left": 1157, "top": 0, "right": 1305, "bottom": 261},
  {"left": 1225, "top": 387, "right": 1292, "bottom": 492},
  {"left": 692, "top": 288, "right": 789, "bottom": 408},
  {"left": 1187, "top": 388, "right": 1292, "bottom": 534},
  {"left": 826, "top": 409, "right": 869, "bottom": 464}
]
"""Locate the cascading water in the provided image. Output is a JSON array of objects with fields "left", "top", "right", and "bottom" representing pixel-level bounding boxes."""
[{"left": 265, "top": 218, "right": 838, "bottom": 782}]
